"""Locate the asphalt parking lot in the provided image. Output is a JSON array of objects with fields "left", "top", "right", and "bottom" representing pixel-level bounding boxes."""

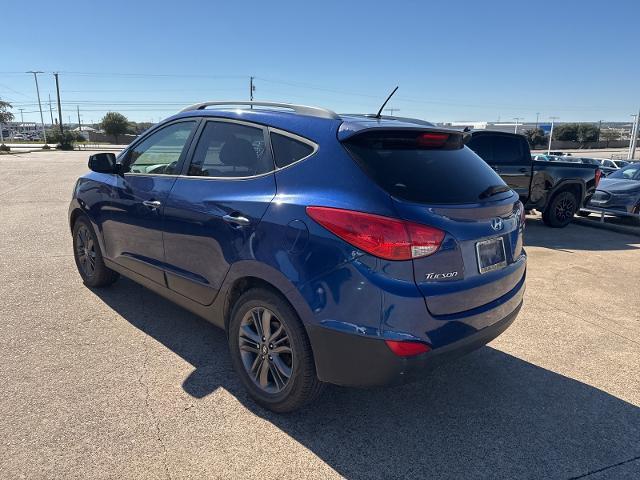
[{"left": 1, "top": 150, "right": 639, "bottom": 480}]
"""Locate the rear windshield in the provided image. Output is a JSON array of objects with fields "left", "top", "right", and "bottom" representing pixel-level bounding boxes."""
[{"left": 343, "top": 135, "right": 508, "bottom": 204}]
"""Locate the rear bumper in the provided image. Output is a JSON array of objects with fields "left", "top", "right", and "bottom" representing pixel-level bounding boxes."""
[{"left": 307, "top": 299, "right": 522, "bottom": 387}]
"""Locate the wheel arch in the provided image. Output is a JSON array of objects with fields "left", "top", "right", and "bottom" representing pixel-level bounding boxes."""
[
  {"left": 219, "top": 263, "right": 318, "bottom": 357},
  {"left": 544, "top": 180, "right": 584, "bottom": 210}
]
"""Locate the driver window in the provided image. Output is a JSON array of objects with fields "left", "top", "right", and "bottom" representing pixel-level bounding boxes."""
[{"left": 126, "top": 121, "right": 196, "bottom": 174}]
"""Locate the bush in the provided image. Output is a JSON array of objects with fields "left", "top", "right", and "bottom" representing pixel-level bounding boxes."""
[
  {"left": 47, "top": 130, "right": 78, "bottom": 150},
  {"left": 0, "top": 144, "right": 10, "bottom": 152},
  {"left": 42, "top": 144, "right": 51, "bottom": 150}
]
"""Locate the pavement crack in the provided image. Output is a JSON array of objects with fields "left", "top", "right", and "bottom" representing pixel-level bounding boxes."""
[{"left": 567, "top": 455, "right": 640, "bottom": 479}]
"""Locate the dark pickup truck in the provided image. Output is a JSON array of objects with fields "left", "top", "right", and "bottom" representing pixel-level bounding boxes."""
[{"left": 467, "top": 131, "right": 601, "bottom": 227}]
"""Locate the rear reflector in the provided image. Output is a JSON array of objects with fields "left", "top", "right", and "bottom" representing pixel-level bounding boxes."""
[
  {"left": 385, "top": 340, "right": 431, "bottom": 357},
  {"left": 306, "top": 206, "right": 445, "bottom": 261},
  {"left": 595, "top": 168, "right": 602, "bottom": 187}
]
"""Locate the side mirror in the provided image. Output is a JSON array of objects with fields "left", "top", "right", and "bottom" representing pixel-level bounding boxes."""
[{"left": 88, "top": 152, "right": 117, "bottom": 173}]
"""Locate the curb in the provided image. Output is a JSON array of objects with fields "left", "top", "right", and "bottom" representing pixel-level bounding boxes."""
[{"left": 572, "top": 217, "right": 640, "bottom": 237}]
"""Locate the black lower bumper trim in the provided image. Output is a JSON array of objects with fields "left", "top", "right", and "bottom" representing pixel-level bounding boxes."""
[{"left": 307, "top": 301, "right": 522, "bottom": 387}]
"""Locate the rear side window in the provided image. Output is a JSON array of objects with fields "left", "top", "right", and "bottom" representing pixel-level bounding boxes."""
[
  {"left": 467, "top": 134, "right": 528, "bottom": 165},
  {"left": 187, "top": 121, "right": 271, "bottom": 177},
  {"left": 270, "top": 132, "right": 315, "bottom": 168},
  {"left": 493, "top": 135, "right": 524, "bottom": 164},
  {"left": 343, "top": 133, "right": 507, "bottom": 204}
]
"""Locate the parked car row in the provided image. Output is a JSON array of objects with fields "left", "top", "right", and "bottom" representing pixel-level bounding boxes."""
[{"left": 580, "top": 163, "right": 640, "bottom": 223}]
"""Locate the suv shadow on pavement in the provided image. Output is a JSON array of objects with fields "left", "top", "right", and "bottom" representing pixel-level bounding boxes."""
[
  {"left": 524, "top": 215, "right": 640, "bottom": 252},
  {"left": 92, "top": 278, "right": 640, "bottom": 479}
]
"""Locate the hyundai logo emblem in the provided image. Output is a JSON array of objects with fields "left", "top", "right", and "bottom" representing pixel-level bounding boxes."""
[{"left": 490, "top": 217, "right": 503, "bottom": 231}]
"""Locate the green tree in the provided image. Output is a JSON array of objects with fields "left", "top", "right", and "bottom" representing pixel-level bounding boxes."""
[
  {"left": 524, "top": 128, "right": 548, "bottom": 147},
  {"left": 100, "top": 112, "right": 130, "bottom": 144},
  {"left": 0, "top": 99, "right": 14, "bottom": 149},
  {"left": 553, "top": 123, "right": 579, "bottom": 142},
  {"left": 0, "top": 99, "right": 14, "bottom": 124},
  {"left": 128, "top": 121, "right": 155, "bottom": 135},
  {"left": 600, "top": 129, "right": 620, "bottom": 147},
  {"left": 576, "top": 124, "right": 599, "bottom": 145}
]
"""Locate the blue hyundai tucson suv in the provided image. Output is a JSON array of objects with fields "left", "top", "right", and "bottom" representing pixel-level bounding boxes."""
[{"left": 69, "top": 101, "right": 526, "bottom": 412}]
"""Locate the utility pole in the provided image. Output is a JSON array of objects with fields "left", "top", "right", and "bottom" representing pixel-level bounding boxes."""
[
  {"left": 513, "top": 117, "right": 523, "bottom": 134},
  {"left": 53, "top": 73, "right": 63, "bottom": 135},
  {"left": 385, "top": 108, "right": 400, "bottom": 116},
  {"left": 548, "top": 116, "right": 559, "bottom": 155},
  {"left": 249, "top": 76, "right": 255, "bottom": 102},
  {"left": 535, "top": 112, "right": 540, "bottom": 129},
  {"left": 26, "top": 71, "right": 47, "bottom": 145},
  {"left": 18, "top": 108, "right": 24, "bottom": 132},
  {"left": 77, "top": 105, "right": 81, "bottom": 131},
  {"left": 48, "top": 94, "right": 54, "bottom": 125}
]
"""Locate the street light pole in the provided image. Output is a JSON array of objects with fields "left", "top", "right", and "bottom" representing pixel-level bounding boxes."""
[
  {"left": 535, "top": 112, "right": 540, "bottom": 129},
  {"left": 513, "top": 117, "right": 523, "bottom": 134},
  {"left": 548, "top": 116, "right": 559, "bottom": 155},
  {"left": 19, "top": 108, "right": 24, "bottom": 132},
  {"left": 628, "top": 110, "right": 640, "bottom": 160},
  {"left": 26, "top": 71, "right": 47, "bottom": 145}
]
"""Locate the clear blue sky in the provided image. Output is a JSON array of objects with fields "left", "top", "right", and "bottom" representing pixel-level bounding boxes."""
[{"left": 2, "top": 0, "right": 639, "bottom": 125}]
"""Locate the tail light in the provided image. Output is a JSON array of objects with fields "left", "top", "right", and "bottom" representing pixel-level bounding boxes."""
[
  {"left": 595, "top": 168, "right": 602, "bottom": 187},
  {"left": 306, "top": 206, "right": 445, "bottom": 261},
  {"left": 385, "top": 340, "right": 431, "bottom": 357}
]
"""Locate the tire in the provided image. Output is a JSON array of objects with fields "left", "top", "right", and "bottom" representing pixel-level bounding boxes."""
[
  {"left": 228, "top": 288, "right": 324, "bottom": 413},
  {"left": 542, "top": 190, "right": 579, "bottom": 228},
  {"left": 72, "top": 216, "right": 119, "bottom": 288}
]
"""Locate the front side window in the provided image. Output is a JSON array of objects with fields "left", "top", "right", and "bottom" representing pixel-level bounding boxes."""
[
  {"left": 126, "top": 121, "right": 196, "bottom": 174},
  {"left": 187, "top": 121, "right": 271, "bottom": 177}
]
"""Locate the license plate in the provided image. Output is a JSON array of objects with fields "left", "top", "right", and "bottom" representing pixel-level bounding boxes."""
[{"left": 476, "top": 237, "right": 507, "bottom": 274}]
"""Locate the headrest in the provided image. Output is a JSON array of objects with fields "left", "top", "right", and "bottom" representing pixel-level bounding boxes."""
[{"left": 219, "top": 138, "right": 257, "bottom": 168}]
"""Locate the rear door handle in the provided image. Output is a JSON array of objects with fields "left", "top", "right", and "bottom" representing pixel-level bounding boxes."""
[
  {"left": 223, "top": 214, "right": 251, "bottom": 227},
  {"left": 142, "top": 200, "right": 162, "bottom": 209}
]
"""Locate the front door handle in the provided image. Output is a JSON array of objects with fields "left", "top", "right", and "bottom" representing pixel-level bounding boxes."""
[
  {"left": 142, "top": 200, "right": 162, "bottom": 209},
  {"left": 223, "top": 214, "right": 251, "bottom": 227}
]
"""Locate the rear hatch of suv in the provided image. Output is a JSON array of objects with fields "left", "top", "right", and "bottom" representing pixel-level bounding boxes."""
[{"left": 340, "top": 126, "right": 526, "bottom": 318}]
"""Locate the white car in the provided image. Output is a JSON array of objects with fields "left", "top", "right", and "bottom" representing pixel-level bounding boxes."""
[{"left": 598, "top": 159, "right": 629, "bottom": 169}]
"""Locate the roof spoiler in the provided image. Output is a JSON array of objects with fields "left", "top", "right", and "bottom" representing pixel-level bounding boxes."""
[{"left": 338, "top": 126, "right": 471, "bottom": 149}]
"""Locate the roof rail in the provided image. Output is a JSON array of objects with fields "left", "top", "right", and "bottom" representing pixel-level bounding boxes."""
[{"left": 179, "top": 101, "right": 340, "bottom": 120}]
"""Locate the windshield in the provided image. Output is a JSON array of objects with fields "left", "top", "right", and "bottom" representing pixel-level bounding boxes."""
[{"left": 607, "top": 164, "right": 640, "bottom": 180}]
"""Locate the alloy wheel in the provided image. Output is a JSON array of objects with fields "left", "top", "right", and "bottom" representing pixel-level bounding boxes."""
[
  {"left": 75, "top": 224, "right": 96, "bottom": 277},
  {"left": 238, "top": 307, "right": 293, "bottom": 394},
  {"left": 555, "top": 196, "right": 576, "bottom": 222}
]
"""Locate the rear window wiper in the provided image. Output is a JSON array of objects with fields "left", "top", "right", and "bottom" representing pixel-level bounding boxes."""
[{"left": 479, "top": 185, "right": 511, "bottom": 199}]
